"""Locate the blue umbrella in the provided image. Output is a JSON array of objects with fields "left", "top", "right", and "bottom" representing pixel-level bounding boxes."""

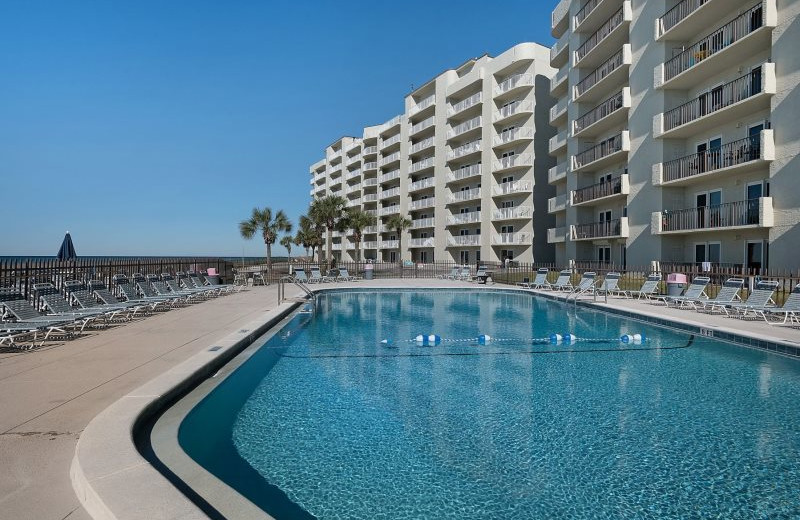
[{"left": 56, "top": 231, "right": 77, "bottom": 261}]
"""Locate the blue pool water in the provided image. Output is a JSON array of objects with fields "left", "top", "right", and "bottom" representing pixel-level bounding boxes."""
[{"left": 179, "top": 289, "right": 800, "bottom": 519}]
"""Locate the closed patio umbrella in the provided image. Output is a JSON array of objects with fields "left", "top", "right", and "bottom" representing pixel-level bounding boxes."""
[{"left": 56, "top": 231, "right": 77, "bottom": 261}]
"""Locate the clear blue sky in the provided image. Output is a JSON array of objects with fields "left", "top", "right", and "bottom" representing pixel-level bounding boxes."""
[{"left": 1, "top": 0, "right": 554, "bottom": 257}]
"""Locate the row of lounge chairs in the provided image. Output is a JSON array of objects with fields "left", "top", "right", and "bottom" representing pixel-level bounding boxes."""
[
  {"left": 0, "top": 272, "right": 238, "bottom": 349},
  {"left": 517, "top": 268, "right": 800, "bottom": 325},
  {"left": 293, "top": 267, "right": 360, "bottom": 284},
  {"left": 437, "top": 266, "right": 489, "bottom": 282}
]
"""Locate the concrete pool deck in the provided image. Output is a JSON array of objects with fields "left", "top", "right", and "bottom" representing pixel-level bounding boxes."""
[{"left": 2, "top": 278, "right": 799, "bottom": 519}]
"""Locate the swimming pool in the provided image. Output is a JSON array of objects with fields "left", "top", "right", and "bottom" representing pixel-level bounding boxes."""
[{"left": 179, "top": 289, "right": 800, "bottom": 519}]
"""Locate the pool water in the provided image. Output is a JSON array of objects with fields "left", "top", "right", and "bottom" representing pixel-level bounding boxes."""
[{"left": 179, "top": 289, "right": 800, "bottom": 519}]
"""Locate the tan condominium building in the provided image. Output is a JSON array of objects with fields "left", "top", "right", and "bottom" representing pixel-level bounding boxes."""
[
  {"left": 308, "top": 42, "right": 557, "bottom": 265},
  {"left": 549, "top": 0, "right": 800, "bottom": 270}
]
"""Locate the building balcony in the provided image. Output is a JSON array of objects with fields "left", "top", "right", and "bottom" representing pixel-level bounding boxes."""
[
  {"left": 652, "top": 198, "right": 774, "bottom": 234},
  {"left": 379, "top": 169, "right": 400, "bottom": 183},
  {"left": 447, "top": 211, "right": 482, "bottom": 225},
  {"left": 575, "top": 0, "right": 620, "bottom": 35},
  {"left": 409, "top": 237, "right": 435, "bottom": 248},
  {"left": 363, "top": 177, "right": 378, "bottom": 187},
  {"left": 493, "top": 180, "right": 531, "bottom": 197},
  {"left": 571, "top": 174, "right": 630, "bottom": 207},
  {"left": 493, "top": 206, "right": 533, "bottom": 221},
  {"left": 552, "top": 0, "right": 570, "bottom": 37},
  {"left": 380, "top": 134, "right": 402, "bottom": 151},
  {"left": 448, "top": 92, "right": 482, "bottom": 117},
  {"left": 345, "top": 169, "right": 361, "bottom": 181},
  {"left": 550, "top": 65, "right": 569, "bottom": 97},
  {"left": 655, "top": 1, "right": 776, "bottom": 90},
  {"left": 550, "top": 97, "right": 569, "bottom": 125},
  {"left": 447, "top": 116, "right": 482, "bottom": 140},
  {"left": 409, "top": 197, "right": 436, "bottom": 211},
  {"left": 447, "top": 234, "right": 482, "bottom": 247},
  {"left": 654, "top": 64, "right": 775, "bottom": 138},
  {"left": 549, "top": 162, "right": 569, "bottom": 184},
  {"left": 329, "top": 178, "right": 342, "bottom": 188},
  {"left": 574, "top": 2, "right": 632, "bottom": 69},
  {"left": 380, "top": 240, "right": 399, "bottom": 249},
  {"left": 493, "top": 100, "right": 534, "bottom": 124},
  {"left": 493, "top": 127, "right": 534, "bottom": 148},
  {"left": 328, "top": 166, "right": 342, "bottom": 178},
  {"left": 548, "top": 226, "right": 568, "bottom": 244},
  {"left": 365, "top": 209, "right": 378, "bottom": 216},
  {"left": 573, "top": 44, "right": 632, "bottom": 103},
  {"left": 364, "top": 225, "right": 380, "bottom": 234},
  {"left": 549, "top": 130, "right": 568, "bottom": 155},
  {"left": 495, "top": 73, "right": 534, "bottom": 98},
  {"left": 345, "top": 184, "right": 361, "bottom": 195},
  {"left": 363, "top": 146, "right": 378, "bottom": 156},
  {"left": 572, "top": 131, "right": 630, "bottom": 173},
  {"left": 409, "top": 95, "right": 435, "bottom": 116},
  {"left": 410, "top": 156, "right": 435, "bottom": 173},
  {"left": 379, "top": 151, "right": 401, "bottom": 168},
  {"left": 380, "top": 187, "right": 401, "bottom": 200},
  {"left": 493, "top": 153, "right": 532, "bottom": 173},
  {"left": 331, "top": 243, "right": 342, "bottom": 251},
  {"left": 447, "top": 140, "right": 482, "bottom": 161},
  {"left": 493, "top": 232, "right": 530, "bottom": 246},
  {"left": 447, "top": 164, "right": 482, "bottom": 184},
  {"left": 657, "top": 0, "right": 753, "bottom": 41},
  {"left": 378, "top": 206, "right": 401, "bottom": 216},
  {"left": 410, "top": 136, "right": 435, "bottom": 155},
  {"left": 409, "top": 177, "right": 435, "bottom": 192},
  {"left": 571, "top": 217, "right": 629, "bottom": 241},
  {"left": 412, "top": 217, "right": 435, "bottom": 229},
  {"left": 346, "top": 156, "right": 361, "bottom": 167},
  {"left": 550, "top": 32, "right": 570, "bottom": 68},
  {"left": 363, "top": 161, "right": 378, "bottom": 171},
  {"left": 448, "top": 188, "right": 482, "bottom": 204},
  {"left": 380, "top": 115, "right": 402, "bottom": 133},
  {"left": 653, "top": 131, "right": 774, "bottom": 187},
  {"left": 548, "top": 193, "right": 568, "bottom": 214},
  {"left": 346, "top": 198, "right": 361, "bottom": 207},
  {"left": 363, "top": 241, "right": 379, "bottom": 250},
  {"left": 410, "top": 116, "right": 435, "bottom": 136},
  {"left": 363, "top": 193, "right": 379, "bottom": 203},
  {"left": 572, "top": 88, "right": 631, "bottom": 138}
]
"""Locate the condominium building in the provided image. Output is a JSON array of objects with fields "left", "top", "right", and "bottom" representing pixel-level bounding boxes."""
[
  {"left": 549, "top": 0, "right": 800, "bottom": 270},
  {"left": 308, "top": 42, "right": 557, "bottom": 264}
]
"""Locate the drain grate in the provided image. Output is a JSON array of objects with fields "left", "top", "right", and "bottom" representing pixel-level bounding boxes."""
[{"left": 208, "top": 346, "right": 223, "bottom": 352}]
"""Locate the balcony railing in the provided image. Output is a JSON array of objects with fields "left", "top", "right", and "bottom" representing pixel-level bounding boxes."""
[
  {"left": 658, "top": 0, "right": 706, "bottom": 36},
  {"left": 575, "top": 0, "right": 602, "bottom": 28},
  {"left": 448, "top": 140, "right": 482, "bottom": 160},
  {"left": 550, "top": 97, "right": 569, "bottom": 122},
  {"left": 663, "top": 69, "right": 764, "bottom": 132},
  {"left": 550, "top": 32, "right": 569, "bottom": 64},
  {"left": 412, "top": 217, "right": 435, "bottom": 229},
  {"left": 346, "top": 198, "right": 361, "bottom": 207},
  {"left": 379, "top": 151, "right": 401, "bottom": 167},
  {"left": 449, "top": 92, "right": 482, "bottom": 116},
  {"left": 410, "top": 136, "right": 435, "bottom": 154},
  {"left": 664, "top": 3, "right": 765, "bottom": 82},
  {"left": 380, "top": 240, "right": 399, "bottom": 249},
  {"left": 573, "top": 133, "right": 625, "bottom": 169},
  {"left": 549, "top": 130, "right": 568, "bottom": 154},
  {"left": 494, "top": 154, "right": 532, "bottom": 172},
  {"left": 409, "top": 237, "right": 435, "bottom": 248},
  {"left": 409, "top": 177, "right": 435, "bottom": 192},
  {"left": 549, "top": 162, "right": 568, "bottom": 184},
  {"left": 378, "top": 206, "right": 400, "bottom": 216},
  {"left": 662, "top": 134, "right": 765, "bottom": 183},
  {"left": 362, "top": 241, "right": 378, "bottom": 249},
  {"left": 576, "top": 6, "right": 624, "bottom": 63},
  {"left": 493, "top": 206, "right": 532, "bottom": 220},
  {"left": 573, "top": 218, "right": 624, "bottom": 239},
  {"left": 380, "top": 115, "right": 401, "bottom": 131},
  {"left": 346, "top": 169, "right": 361, "bottom": 180},
  {"left": 449, "top": 188, "right": 482, "bottom": 203},
  {"left": 659, "top": 199, "right": 767, "bottom": 232},
  {"left": 381, "top": 134, "right": 402, "bottom": 150},
  {"left": 409, "top": 95, "right": 435, "bottom": 115},
  {"left": 573, "top": 90, "right": 625, "bottom": 134},
  {"left": 363, "top": 177, "right": 378, "bottom": 187},
  {"left": 363, "top": 193, "right": 378, "bottom": 202},
  {"left": 448, "top": 116, "right": 482, "bottom": 139},
  {"left": 495, "top": 73, "right": 534, "bottom": 97},
  {"left": 448, "top": 164, "right": 482, "bottom": 182},
  {"left": 409, "top": 198, "right": 436, "bottom": 210},
  {"left": 575, "top": 47, "right": 625, "bottom": 98},
  {"left": 448, "top": 211, "right": 481, "bottom": 225},
  {"left": 493, "top": 180, "right": 531, "bottom": 196},
  {"left": 363, "top": 146, "right": 378, "bottom": 155},
  {"left": 548, "top": 226, "right": 568, "bottom": 243},
  {"left": 410, "top": 116, "right": 435, "bottom": 135},
  {"left": 363, "top": 161, "right": 378, "bottom": 170},
  {"left": 552, "top": 0, "right": 570, "bottom": 32},
  {"left": 494, "top": 127, "right": 534, "bottom": 146},
  {"left": 448, "top": 235, "right": 482, "bottom": 246},
  {"left": 572, "top": 175, "right": 625, "bottom": 204},
  {"left": 380, "top": 187, "right": 400, "bottom": 199},
  {"left": 548, "top": 193, "right": 568, "bottom": 213},
  {"left": 551, "top": 66, "right": 569, "bottom": 93},
  {"left": 346, "top": 155, "right": 361, "bottom": 166},
  {"left": 493, "top": 232, "right": 530, "bottom": 246},
  {"left": 410, "top": 156, "right": 435, "bottom": 173},
  {"left": 379, "top": 170, "right": 400, "bottom": 183},
  {"left": 345, "top": 184, "right": 360, "bottom": 194},
  {"left": 493, "top": 100, "right": 533, "bottom": 122}
]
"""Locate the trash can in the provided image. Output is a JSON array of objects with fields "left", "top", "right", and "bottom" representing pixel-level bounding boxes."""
[
  {"left": 666, "top": 273, "right": 687, "bottom": 296},
  {"left": 364, "top": 263, "right": 374, "bottom": 280},
  {"left": 206, "top": 274, "right": 221, "bottom": 285}
]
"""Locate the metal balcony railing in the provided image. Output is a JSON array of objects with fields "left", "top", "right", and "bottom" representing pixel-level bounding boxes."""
[
  {"left": 378, "top": 206, "right": 400, "bottom": 216},
  {"left": 409, "top": 177, "right": 435, "bottom": 192},
  {"left": 664, "top": 3, "right": 765, "bottom": 82},
  {"left": 409, "top": 95, "right": 435, "bottom": 115},
  {"left": 576, "top": 6, "right": 624, "bottom": 63},
  {"left": 448, "top": 116, "right": 482, "bottom": 139},
  {"left": 494, "top": 100, "right": 533, "bottom": 122},
  {"left": 448, "top": 212, "right": 481, "bottom": 225},
  {"left": 410, "top": 136, "right": 435, "bottom": 154},
  {"left": 409, "top": 198, "right": 435, "bottom": 210},
  {"left": 493, "top": 232, "right": 530, "bottom": 245},
  {"left": 494, "top": 127, "right": 534, "bottom": 146},
  {"left": 409, "top": 237, "right": 435, "bottom": 248},
  {"left": 363, "top": 146, "right": 378, "bottom": 155},
  {"left": 492, "top": 206, "right": 532, "bottom": 220},
  {"left": 663, "top": 134, "right": 764, "bottom": 183},
  {"left": 495, "top": 73, "right": 534, "bottom": 96},
  {"left": 379, "top": 170, "right": 400, "bottom": 183},
  {"left": 494, "top": 154, "right": 533, "bottom": 171},
  {"left": 381, "top": 134, "right": 402, "bottom": 150},
  {"left": 363, "top": 161, "right": 378, "bottom": 170},
  {"left": 410, "top": 116, "right": 435, "bottom": 135},
  {"left": 493, "top": 180, "right": 532, "bottom": 196},
  {"left": 573, "top": 218, "right": 623, "bottom": 239},
  {"left": 363, "top": 177, "right": 378, "bottom": 187},
  {"left": 346, "top": 169, "right": 361, "bottom": 180},
  {"left": 448, "top": 235, "right": 482, "bottom": 246},
  {"left": 448, "top": 164, "right": 482, "bottom": 182},
  {"left": 573, "top": 90, "right": 625, "bottom": 134},
  {"left": 658, "top": 0, "right": 706, "bottom": 36},
  {"left": 448, "top": 140, "right": 482, "bottom": 160},
  {"left": 380, "top": 240, "right": 399, "bottom": 249},
  {"left": 412, "top": 217, "right": 435, "bottom": 229},
  {"left": 575, "top": 0, "right": 602, "bottom": 28},
  {"left": 660, "top": 199, "right": 764, "bottom": 231},
  {"left": 449, "top": 188, "right": 482, "bottom": 203},
  {"left": 449, "top": 92, "right": 482, "bottom": 116},
  {"left": 572, "top": 175, "right": 624, "bottom": 204},
  {"left": 663, "top": 68, "right": 764, "bottom": 132},
  {"left": 362, "top": 241, "right": 378, "bottom": 249},
  {"left": 410, "top": 157, "right": 435, "bottom": 173},
  {"left": 380, "top": 187, "right": 400, "bottom": 199},
  {"left": 362, "top": 193, "right": 378, "bottom": 202},
  {"left": 379, "top": 151, "right": 401, "bottom": 167},
  {"left": 573, "top": 133, "right": 624, "bottom": 169}
]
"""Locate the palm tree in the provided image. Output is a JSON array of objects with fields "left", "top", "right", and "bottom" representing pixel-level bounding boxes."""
[
  {"left": 309, "top": 195, "right": 347, "bottom": 269},
  {"left": 385, "top": 214, "right": 412, "bottom": 264},
  {"left": 280, "top": 235, "right": 293, "bottom": 262},
  {"left": 238, "top": 207, "right": 292, "bottom": 270},
  {"left": 296, "top": 215, "right": 322, "bottom": 260},
  {"left": 342, "top": 208, "right": 377, "bottom": 262}
]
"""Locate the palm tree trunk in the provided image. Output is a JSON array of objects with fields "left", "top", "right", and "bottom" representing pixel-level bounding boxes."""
[
  {"left": 396, "top": 228, "right": 402, "bottom": 265},
  {"left": 355, "top": 239, "right": 361, "bottom": 263},
  {"left": 265, "top": 241, "right": 272, "bottom": 270},
  {"left": 326, "top": 227, "right": 333, "bottom": 270}
]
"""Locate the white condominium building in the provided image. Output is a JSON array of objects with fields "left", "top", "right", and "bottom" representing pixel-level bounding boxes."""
[
  {"left": 549, "top": 0, "right": 800, "bottom": 270},
  {"left": 309, "top": 42, "right": 557, "bottom": 265}
]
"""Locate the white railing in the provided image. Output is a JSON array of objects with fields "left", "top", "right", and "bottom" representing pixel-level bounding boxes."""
[
  {"left": 345, "top": 184, "right": 360, "bottom": 194},
  {"left": 380, "top": 115, "right": 401, "bottom": 131},
  {"left": 447, "top": 116, "right": 482, "bottom": 139},
  {"left": 410, "top": 116, "right": 435, "bottom": 135},
  {"left": 412, "top": 217, "right": 436, "bottom": 229},
  {"left": 380, "top": 187, "right": 401, "bottom": 199},
  {"left": 379, "top": 169, "right": 400, "bottom": 183},
  {"left": 493, "top": 206, "right": 532, "bottom": 220},
  {"left": 495, "top": 73, "right": 534, "bottom": 96},
  {"left": 448, "top": 163, "right": 482, "bottom": 182},
  {"left": 448, "top": 139, "right": 482, "bottom": 160},
  {"left": 551, "top": 66, "right": 569, "bottom": 92},
  {"left": 409, "top": 198, "right": 436, "bottom": 210},
  {"left": 347, "top": 198, "right": 361, "bottom": 207},
  {"left": 363, "top": 146, "right": 378, "bottom": 155},
  {"left": 448, "top": 92, "right": 483, "bottom": 116},
  {"left": 447, "top": 211, "right": 482, "bottom": 225},
  {"left": 575, "top": 6, "right": 625, "bottom": 63},
  {"left": 378, "top": 206, "right": 400, "bottom": 216},
  {"left": 380, "top": 240, "right": 399, "bottom": 249},
  {"left": 493, "top": 180, "right": 531, "bottom": 196},
  {"left": 575, "top": 0, "right": 602, "bottom": 29},
  {"left": 346, "top": 155, "right": 361, "bottom": 166},
  {"left": 410, "top": 136, "right": 435, "bottom": 154},
  {"left": 409, "top": 237, "right": 435, "bottom": 248},
  {"left": 409, "top": 177, "right": 435, "bottom": 192},
  {"left": 380, "top": 134, "right": 402, "bottom": 150},
  {"left": 409, "top": 95, "right": 436, "bottom": 115},
  {"left": 550, "top": 97, "right": 569, "bottom": 122},
  {"left": 410, "top": 156, "right": 435, "bottom": 173},
  {"left": 548, "top": 193, "right": 568, "bottom": 213},
  {"left": 363, "top": 161, "right": 378, "bottom": 170},
  {"left": 548, "top": 162, "right": 568, "bottom": 184},
  {"left": 552, "top": 0, "right": 570, "bottom": 31},
  {"left": 363, "top": 177, "right": 378, "bottom": 187},
  {"left": 547, "top": 226, "right": 567, "bottom": 243},
  {"left": 494, "top": 127, "right": 534, "bottom": 146},
  {"left": 448, "top": 234, "right": 482, "bottom": 246},
  {"left": 448, "top": 188, "right": 482, "bottom": 203},
  {"left": 493, "top": 232, "right": 530, "bottom": 245},
  {"left": 379, "top": 151, "right": 401, "bottom": 167},
  {"left": 493, "top": 100, "right": 534, "bottom": 122},
  {"left": 549, "top": 130, "right": 568, "bottom": 154},
  {"left": 494, "top": 154, "right": 532, "bottom": 171},
  {"left": 363, "top": 193, "right": 378, "bottom": 202},
  {"left": 346, "top": 169, "right": 361, "bottom": 180},
  {"left": 362, "top": 241, "right": 379, "bottom": 249},
  {"left": 365, "top": 209, "right": 378, "bottom": 216},
  {"left": 550, "top": 32, "right": 569, "bottom": 62}
]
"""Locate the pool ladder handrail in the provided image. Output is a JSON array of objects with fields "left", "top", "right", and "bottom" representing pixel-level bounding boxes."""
[{"left": 278, "top": 275, "right": 315, "bottom": 305}]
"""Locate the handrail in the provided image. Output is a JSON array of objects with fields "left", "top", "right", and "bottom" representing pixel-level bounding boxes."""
[{"left": 278, "top": 275, "right": 315, "bottom": 304}]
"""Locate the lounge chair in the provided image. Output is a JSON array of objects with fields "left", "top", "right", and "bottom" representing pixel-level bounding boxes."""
[
  {"left": 63, "top": 280, "right": 140, "bottom": 321},
  {"left": 655, "top": 276, "right": 710, "bottom": 307},
  {"left": 455, "top": 267, "right": 471, "bottom": 281},
  {"left": 622, "top": 274, "right": 662, "bottom": 299},
  {"left": 160, "top": 273, "right": 212, "bottom": 301},
  {"left": 134, "top": 274, "right": 186, "bottom": 306},
  {"left": 293, "top": 269, "right": 310, "bottom": 284},
  {"left": 439, "top": 267, "right": 460, "bottom": 280},
  {"left": 0, "top": 288, "right": 76, "bottom": 344},
  {"left": 308, "top": 267, "right": 333, "bottom": 283},
  {"left": 708, "top": 280, "right": 778, "bottom": 317},
  {"left": 548, "top": 270, "right": 574, "bottom": 291},
  {"left": 569, "top": 272, "right": 596, "bottom": 295},
  {"left": 519, "top": 268, "right": 550, "bottom": 289},
  {"left": 471, "top": 266, "right": 488, "bottom": 283},
  {"left": 337, "top": 268, "right": 360, "bottom": 281},
  {"left": 595, "top": 272, "right": 621, "bottom": 295},
  {"left": 89, "top": 280, "right": 151, "bottom": 317},
  {"left": 691, "top": 278, "right": 744, "bottom": 311},
  {"left": 762, "top": 283, "right": 800, "bottom": 324},
  {"left": 113, "top": 275, "right": 173, "bottom": 311},
  {"left": 32, "top": 283, "right": 108, "bottom": 330}
]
